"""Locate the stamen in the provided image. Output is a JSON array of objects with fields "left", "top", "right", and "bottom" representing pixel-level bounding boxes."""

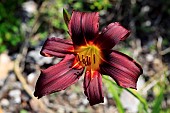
[
  {"left": 86, "top": 56, "right": 88, "bottom": 65},
  {"left": 82, "top": 55, "right": 84, "bottom": 60},
  {"left": 77, "top": 54, "right": 80, "bottom": 61},
  {"left": 76, "top": 44, "right": 101, "bottom": 71},
  {"left": 88, "top": 57, "right": 91, "bottom": 65},
  {"left": 71, "top": 61, "right": 82, "bottom": 69},
  {"left": 82, "top": 58, "right": 86, "bottom": 65},
  {"left": 93, "top": 54, "right": 95, "bottom": 64}
]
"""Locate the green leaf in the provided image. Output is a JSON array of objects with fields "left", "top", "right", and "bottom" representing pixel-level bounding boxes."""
[
  {"left": 103, "top": 76, "right": 124, "bottom": 113},
  {"left": 138, "top": 102, "right": 146, "bottom": 113},
  {"left": 0, "top": 45, "right": 6, "bottom": 53},
  {"left": 20, "top": 109, "right": 28, "bottom": 113},
  {"left": 103, "top": 75, "right": 148, "bottom": 113},
  {"left": 63, "top": 8, "right": 71, "bottom": 28},
  {"left": 125, "top": 88, "right": 148, "bottom": 112},
  {"left": 151, "top": 87, "right": 164, "bottom": 113}
]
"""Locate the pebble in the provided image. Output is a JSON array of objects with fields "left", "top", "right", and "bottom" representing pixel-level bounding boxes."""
[
  {"left": 143, "top": 20, "right": 151, "bottom": 27},
  {"left": 68, "top": 93, "right": 77, "bottom": 100},
  {"left": 27, "top": 73, "right": 36, "bottom": 84},
  {"left": 9, "top": 89, "right": 21, "bottom": 104},
  {"left": 146, "top": 54, "right": 154, "bottom": 62},
  {"left": 78, "top": 105, "right": 86, "bottom": 112},
  {"left": 22, "top": 1, "right": 37, "bottom": 14},
  {"left": 103, "top": 97, "right": 108, "bottom": 105},
  {"left": 13, "top": 82, "right": 22, "bottom": 89},
  {"left": 137, "top": 76, "right": 145, "bottom": 91},
  {"left": 82, "top": 98, "right": 89, "bottom": 105},
  {"left": 0, "top": 98, "right": 9, "bottom": 107},
  {"left": 120, "top": 90, "right": 139, "bottom": 113},
  {"left": 27, "top": 48, "right": 53, "bottom": 66},
  {"left": 141, "top": 5, "right": 150, "bottom": 13},
  {"left": 57, "top": 107, "right": 65, "bottom": 113}
]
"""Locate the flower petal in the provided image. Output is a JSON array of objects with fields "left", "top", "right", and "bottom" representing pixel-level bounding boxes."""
[
  {"left": 34, "top": 54, "right": 84, "bottom": 98},
  {"left": 84, "top": 71, "right": 104, "bottom": 105},
  {"left": 81, "top": 12, "right": 99, "bottom": 41},
  {"left": 40, "top": 37, "right": 74, "bottom": 58},
  {"left": 100, "top": 50, "right": 143, "bottom": 89},
  {"left": 69, "top": 11, "right": 99, "bottom": 47},
  {"left": 94, "top": 22, "right": 130, "bottom": 50}
]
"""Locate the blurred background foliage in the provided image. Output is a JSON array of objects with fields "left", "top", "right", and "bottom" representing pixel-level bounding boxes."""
[
  {"left": 0, "top": 0, "right": 170, "bottom": 113},
  {"left": 0, "top": 0, "right": 25, "bottom": 53}
]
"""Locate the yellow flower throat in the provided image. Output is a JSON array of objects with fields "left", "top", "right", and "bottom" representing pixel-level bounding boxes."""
[{"left": 76, "top": 44, "right": 102, "bottom": 71}]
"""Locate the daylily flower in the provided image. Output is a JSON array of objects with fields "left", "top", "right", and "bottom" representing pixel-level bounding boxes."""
[{"left": 34, "top": 11, "right": 143, "bottom": 105}]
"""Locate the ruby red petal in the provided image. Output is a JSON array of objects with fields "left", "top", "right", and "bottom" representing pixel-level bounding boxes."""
[
  {"left": 100, "top": 50, "right": 143, "bottom": 89},
  {"left": 84, "top": 71, "right": 104, "bottom": 106},
  {"left": 40, "top": 37, "right": 74, "bottom": 58},
  {"left": 69, "top": 11, "right": 85, "bottom": 47},
  {"left": 68, "top": 11, "right": 99, "bottom": 47},
  {"left": 34, "top": 54, "right": 84, "bottom": 98},
  {"left": 94, "top": 22, "right": 130, "bottom": 50},
  {"left": 82, "top": 12, "right": 99, "bottom": 41}
]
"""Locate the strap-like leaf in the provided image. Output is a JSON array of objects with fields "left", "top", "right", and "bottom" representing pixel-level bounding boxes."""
[
  {"left": 103, "top": 76, "right": 125, "bottom": 113},
  {"left": 151, "top": 88, "right": 164, "bottom": 113},
  {"left": 103, "top": 75, "right": 148, "bottom": 113},
  {"left": 63, "top": 8, "right": 71, "bottom": 28}
]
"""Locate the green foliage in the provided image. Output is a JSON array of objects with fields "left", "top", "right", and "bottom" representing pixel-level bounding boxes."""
[
  {"left": 151, "top": 87, "right": 164, "bottom": 113},
  {"left": 20, "top": 109, "right": 28, "bottom": 113},
  {"left": 67, "top": 0, "right": 111, "bottom": 11},
  {"left": 103, "top": 75, "right": 148, "bottom": 113},
  {"left": 0, "top": 1, "right": 24, "bottom": 53},
  {"left": 0, "top": 0, "right": 112, "bottom": 53},
  {"left": 103, "top": 76, "right": 124, "bottom": 113},
  {"left": 126, "top": 88, "right": 148, "bottom": 112},
  {"left": 63, "top": 8, "right": 71, "bottom": 28}
]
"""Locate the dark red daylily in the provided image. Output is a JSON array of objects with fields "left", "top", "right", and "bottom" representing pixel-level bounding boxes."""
[{"left": 34, "top": 11, "right": 143, "bottom": 106}]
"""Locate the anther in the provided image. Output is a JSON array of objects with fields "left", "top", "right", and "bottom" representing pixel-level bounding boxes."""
[
  {"left": 77, "top": 54, "right": 80, "bottom": 61},
  {"left": 82, "top": 55, "right": 84, "bottom": 60},
  {"left": 82, "top": 58, "right": 86, "bottom": 65},
  {"left": 86, "top": 56, "right": 89, "bottom": 65},
  {"left": 88, "top": 57, "right": 91, "bottom": 65},
  {"left": 93, "top": 54, "right": 95, "bottom": 64}
]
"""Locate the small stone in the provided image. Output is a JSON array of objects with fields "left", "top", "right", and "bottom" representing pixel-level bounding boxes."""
[
  {"left": 82, "top": 98, "right": 89, "bottom": 105},
  {"left": 103, "top": 97, "right": 108, "bottom": 105},
  {"left": 146, "top": 54, "right": 154, "bottom": 62},
  {"left": 141, "top": 5, "right": 150, "bottom": 13},
  {"left": 53, "top": 58, "right": 61, "bottom": 64},
  {"left": 78, "top": 105, "right": 85, "bottom": 112},
  {"left": 137, "top": 77, "right": 145, "bottom": 91},
  {"left": 57, "top": 107, "right": 65, "bottom": 113},
  {"left": 68, "top": 93, "right": 79, "bottom": 106},
  {"left": 9, "top": 89, "right": 21, "bottom": 97},
  {"left": 0, "top": 98, "right": 9, "bottom": 107},
  {"left": 27, "top": 73, "right": 36, "bottom": 84},
  {"left": 9, "top": 89, "right": 21, "bottom": 104},
  {"left": 22, "top": 1, "right": 37, "bottom": 14},
  {"left": 41, "top": 57, "right": 53, "bottom": 65},
  {"left": 68, "top": 93, "right": 77, "bottom": 100},
  {"left": 120, "top": 90, "right": 139, "bottom": 113},
  {"left": 13, "top": 82, "right": 22, "bottom": 89},
  {"left": 27, "top": 48, "right": 53, "bottom": 66},
  {"left": 143, "top": 20, "right": 151, "bottom": 27}
]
